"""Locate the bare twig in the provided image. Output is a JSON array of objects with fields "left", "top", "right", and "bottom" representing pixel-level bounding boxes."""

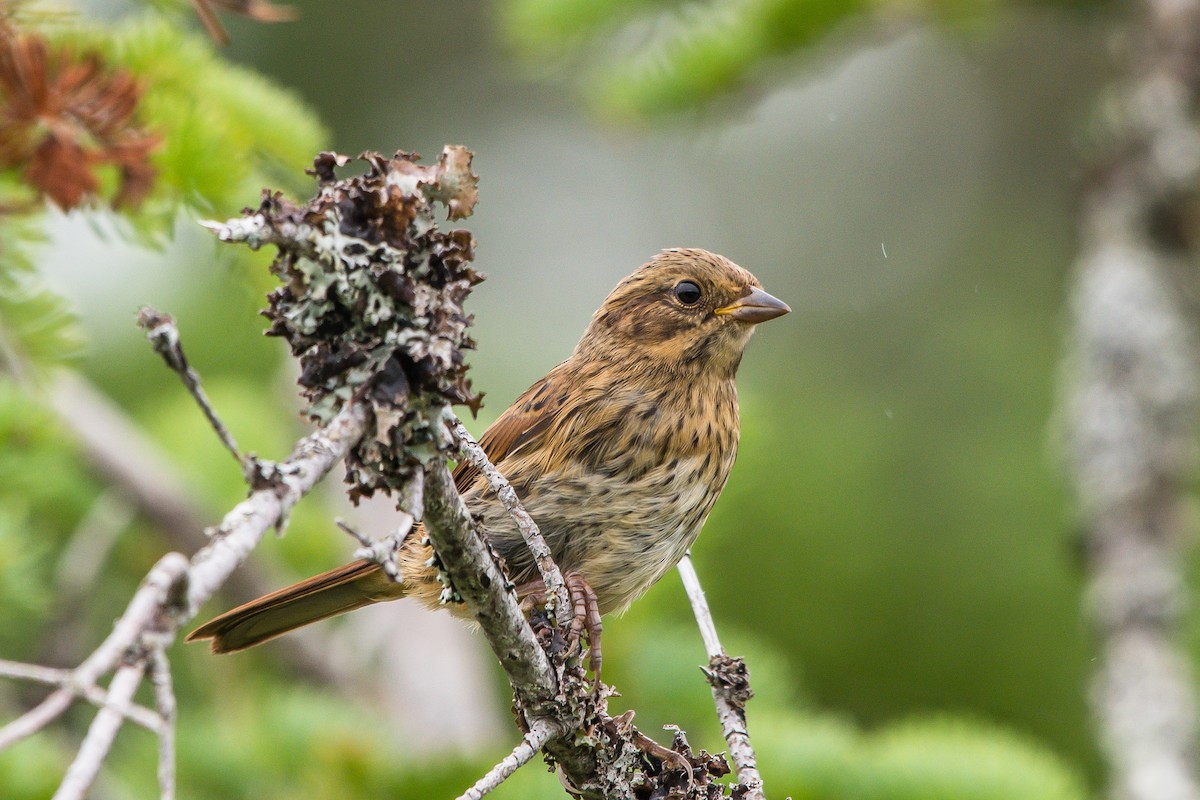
[
  {"left": 457, "top": 718, "right": 557, "bottom": 800},
  {"left": 446, "top": 413, "right": 571, "bottom": 628},
  {"left": 0, "top": 553, "right": 189, "bottom": 750},
  {"left": 0, "top": 399, "right": 369, "bottom": 790},
  {"left": 148, "top": 649, "right": 176, "bottom": 800},
  {"left": 48, "top": 371, "right": 347, "bottom": 685},
  {"left": 0, "top": 660, "right": 162, "bottom": 733},
  {"left": 678, "top": 553, "right": 764, "bottom": 799},
  {"left": 135, "top": 307, "right": 245, "bottom": 472},
  {"left": 54, "top": 662, "right": 146, "bottom": 800},
  {"left": 336, "top": 517, "right": 410, "bottom": 583}
]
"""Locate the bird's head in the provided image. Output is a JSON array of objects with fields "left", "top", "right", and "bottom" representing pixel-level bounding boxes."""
[{"left": 576, "top": 248, "right": 790, "bottom": 378}]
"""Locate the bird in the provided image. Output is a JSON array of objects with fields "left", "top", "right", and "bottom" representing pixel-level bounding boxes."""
[{"left": 188, "top": 248, "right": 790, "bottom": 656}]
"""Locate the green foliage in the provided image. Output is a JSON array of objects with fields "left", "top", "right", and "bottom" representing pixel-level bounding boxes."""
[
  {"left": 502, "top": 0, "right": 666, "bottom": 60},
  {"left": 499, "top": 0, "right": 1097, "bottom": 119},
  {"left": 0, "top": 269, "right": 85, "bottom": 375},
  {"left": 0, "top": 8, "right": 326, "bottom": 372},
  {"left": 758, "top": 714, "right": 1087, "bottom": 800},
  {"left": 595, "top": 0, "right": 870, "bottom": 119},
  {"left": 0, "top": 381, "right": 100, "bottom": 651},
  {"left": 501, "top": 0, "right": 874, "bottom": 119},
  {"left": 53, "top": 14, "right": 327, "bottom": 228},
  {"left": 0, "top": 215, "right": 85, "bottom": 375},
  {"left": 0, "top": 735, "right": 65, "bottom": 800}
]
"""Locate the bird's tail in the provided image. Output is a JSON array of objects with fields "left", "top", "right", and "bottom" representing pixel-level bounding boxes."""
[{"left": 186, "top": 560, "right": 402, "bottom": 653}]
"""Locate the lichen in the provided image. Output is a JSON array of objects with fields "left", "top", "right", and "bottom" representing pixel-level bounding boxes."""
[{"left": 223, "top": 147, "right": 483, "bottom": 504}]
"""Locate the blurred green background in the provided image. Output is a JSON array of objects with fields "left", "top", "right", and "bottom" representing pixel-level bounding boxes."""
[{"left": 0, "top": 0, "right": 1133, "bottom": 797}]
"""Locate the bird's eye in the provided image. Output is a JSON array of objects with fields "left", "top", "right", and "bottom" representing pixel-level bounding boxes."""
[{"left": 674, "top": 281, "right": 702, "bottom": 306}]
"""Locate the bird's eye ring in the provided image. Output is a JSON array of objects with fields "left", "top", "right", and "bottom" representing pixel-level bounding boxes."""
[{"left": 674, "top": 281, "right": 702, "bottom": 306}]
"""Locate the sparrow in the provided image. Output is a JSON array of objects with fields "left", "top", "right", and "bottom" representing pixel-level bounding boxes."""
[{"left": 188, "top": 248, "right": 789, "bottom": 656}]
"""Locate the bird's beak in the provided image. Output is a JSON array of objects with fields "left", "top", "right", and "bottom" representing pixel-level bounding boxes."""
[{"left": 715, "top": 287, "right": 791, "bottom": 324}]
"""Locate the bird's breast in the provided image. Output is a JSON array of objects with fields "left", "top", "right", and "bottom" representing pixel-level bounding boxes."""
[{"left": 470, "top": 377, "right": 740, "bottom": 614}]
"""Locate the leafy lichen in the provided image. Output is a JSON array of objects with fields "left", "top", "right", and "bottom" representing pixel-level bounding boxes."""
[{"left": 216, "top": 147, "right": 483, "bottom": 504}]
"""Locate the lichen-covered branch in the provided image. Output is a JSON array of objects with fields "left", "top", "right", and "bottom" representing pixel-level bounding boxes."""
[
  {"left": 679, "top": 553, "right": 764, "bottom": 799},
  {"left": 421, "top": 456, "right": 562, "bottom": 711},
  {"left": 1063, "top": 0, "right": 1200, "bottom": 796}
]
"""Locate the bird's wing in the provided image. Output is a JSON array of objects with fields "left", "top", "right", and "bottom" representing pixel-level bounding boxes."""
[{"left": 451, "top": 366, "right": 568, "bottom": 493}]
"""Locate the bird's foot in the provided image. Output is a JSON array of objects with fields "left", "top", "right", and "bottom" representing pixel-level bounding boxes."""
[
  {"left": 516, "top": 572, "right": 603, "bottom": 681},
  {"left": 564, "top": 571, "right": 603, "bottom": 680}
]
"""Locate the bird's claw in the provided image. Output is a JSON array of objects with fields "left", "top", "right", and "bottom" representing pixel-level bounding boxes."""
[
  {"left": 516, "top": 572, "right": 604, "bottom": 682},
  {"left": 564, "top": 571, "right": 603, "bottom": 680}
]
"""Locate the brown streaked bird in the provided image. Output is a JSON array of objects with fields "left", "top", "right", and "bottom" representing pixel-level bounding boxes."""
[{"left": 188, "top": 248, "right": 789, "bottom": 655}]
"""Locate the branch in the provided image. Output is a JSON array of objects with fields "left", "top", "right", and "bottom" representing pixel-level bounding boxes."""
[
  {"left": 425, "top": 424, "right": 736, "bottom": 798},
  {"left": 137, "top": 307, "right": 246, "bottom": 472},
  {"left": 457, "top": 718, "right": 557, "bottom": 800},
  {"left": 678, "top": 553, "right": 765, "bottom": 799},
  {"left": 1063, "top": 0, "right": 1200, "bottom": 796},
  {"left": 420, "top": 457, "right": 562, "bottom": 712},
  {"left": 47, "top": 370, "right": 347, "bottom": 684},
  {"left": 423, "top": 443, "right": 656, "bottom": 799},
  {"left": 447, "top": 415, "right": 571, "bottom": 628},
  {"left": 336, "top": 517, "right": 410, "bottom": 584},
  {"left": 148, "top": 649, "right": 176, "bottom": 800},
  {"left": 54, "top": 662, "right": 146, "bottom": 800},
  {"left": 0, "top": 389, "right": 369, "bottom": 790},
  {"left": 0, "top": 552, "right": 189, "bottom": 750},
  {"left": 0, "top": 660, "right": 162, "bottom": 733},
  {"left": 181, "top": 399, "right": 370, "bottom": 616}
]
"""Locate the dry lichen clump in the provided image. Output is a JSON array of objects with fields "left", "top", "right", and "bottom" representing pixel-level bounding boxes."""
[{"left": 240, "top": 147, "right": 484, "bottom": 500}]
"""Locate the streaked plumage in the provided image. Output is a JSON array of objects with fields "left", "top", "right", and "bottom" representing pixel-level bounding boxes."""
[{"left": 189, "top": 248, "right": 789, "bottom": 653}]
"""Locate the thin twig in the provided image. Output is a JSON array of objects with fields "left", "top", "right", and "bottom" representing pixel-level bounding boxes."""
[
  {"left": 53, "top": 662, "right": 146, "bottom": 800},
  {"left": 335, "top": 517, "right": 411, "bottom": 583},
  {"left": 0, "top": 553, "right": 188, "bottom": 750},
  {"left": 678, "top": 553, "right": 765, "bottom": 799},
  {"left": 0, "top": 400, "right": 368, "bottom": 760},
  {"left": 48, "top": 371, "right": 348, "bottom": 685},
  {"left": 0, "top": 660, "right": 73, "bottom": 685},
  {"left": 457, "top": 718, "right": 559, "bottom": 800},
  {"left": 446, "top": 413, "right": 571, "bottom": 628},
  {"left": 0, "top": 660, "right": 163, "bottom": 733},
  {"left": 148, "top": 649, "right": 176, "bottom": 800},
  {"left": 135, "top": 307, "right": 244, "bottom": 471}
]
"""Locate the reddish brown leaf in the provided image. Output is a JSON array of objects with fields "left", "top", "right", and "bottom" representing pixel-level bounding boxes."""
[
  {"left": 27, "top": 134, "right": 97, "bottom": 209},
  {"left": 0, "top": 31, "right": 159, "bottom": 210}
]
